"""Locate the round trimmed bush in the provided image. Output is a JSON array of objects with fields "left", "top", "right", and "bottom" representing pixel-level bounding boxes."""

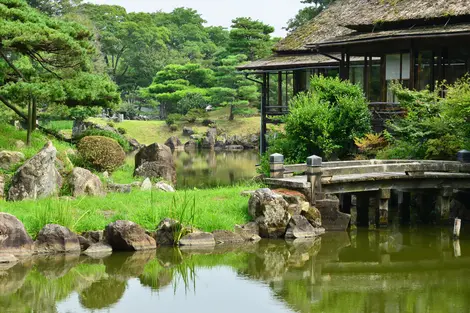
[{"left": 77, "top": 136, "right": 126, "bottom": 172}]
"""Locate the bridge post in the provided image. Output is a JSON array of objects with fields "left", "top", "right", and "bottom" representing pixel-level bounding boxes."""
[
  {"left": 269, "top": 153, "right": 285, "bottom": 178},
  {"left": 306, "top": 155, "right": 322, "bottom": 205},
  {"left": 436, "top": 187, "right": 452, "bottom": 224},
  {"left": 378, "top": 189, "right": 391, "bottom": 227}
]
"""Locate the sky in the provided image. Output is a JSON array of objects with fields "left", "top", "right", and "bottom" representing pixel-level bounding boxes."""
[{"left": 86, "top": 0, "right": 306, "bottom": 37}]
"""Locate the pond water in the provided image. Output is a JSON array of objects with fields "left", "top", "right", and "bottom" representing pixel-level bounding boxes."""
[
  {"left": 174, "top": 150, "right": 259, "bottom": 188},
  {"left": 2, "top": 228, "right": 470, "bottom": 313}
]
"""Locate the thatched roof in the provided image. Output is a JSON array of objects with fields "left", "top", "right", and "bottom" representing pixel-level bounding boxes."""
[
  {"left": 310, "top": 22, "right": 470, "bottom": 48},
  {"left": 337, "top": 0, "right": 470, "bottom": 30},
  {"left": 274, "top": 0, "right": 353, "bottom": 52},
  {"left": 236, "top": 54, "right": 337, "bottom": 70},
  {"left": 276, "top": 0, "right": 470, "bottom": 52},
  {"left": 236, "top": 54, "right": 373, "bottom": 71}
]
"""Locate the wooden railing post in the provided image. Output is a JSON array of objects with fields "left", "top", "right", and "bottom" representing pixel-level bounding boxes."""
[
  {"left": 269, "top": 153, "right": 285, "bottom": 178},
  {"left": 307, "top": 155, "right": 322, "bottom": 205}
]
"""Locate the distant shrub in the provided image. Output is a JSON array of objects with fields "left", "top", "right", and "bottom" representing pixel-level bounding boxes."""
[
  {"left": 117, "top": 127, "right": 127, "bottom": 135},
  {"left": 166, "top": 113, "right": 183, "bottom": 126},
  {"left": 354, "top": 133, "right": 388, "bottom": 158},
  {"left": 107, "top": 122, "right": 115, "bottom": 128},
  {"left": 184, "top": 108, "right": 207, "bottom": 123},
  {"left": 202, "top": 119, "right": 214, "bottom": 126},
  {"left": 77, "top": 129, "right": 130, "bottom": 152},
  {"left": 77, "top": 136, "right": 126, "bottom": 172},
  {"left": 169, "top": 125, "right": 178, "bottom": 132}
]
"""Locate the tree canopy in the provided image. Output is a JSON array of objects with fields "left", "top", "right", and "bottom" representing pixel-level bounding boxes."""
[{"left": 286, "top": 0, "right": 336, "bottom": 32}]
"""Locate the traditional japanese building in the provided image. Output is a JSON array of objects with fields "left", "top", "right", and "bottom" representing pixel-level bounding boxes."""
[{"left": 239, "top": 0, "right": 470, "bottom": 153}]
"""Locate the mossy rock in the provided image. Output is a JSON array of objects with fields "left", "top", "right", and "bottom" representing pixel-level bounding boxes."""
[{"left": 77, "top": 136, "right": 125, "bottom": 173}]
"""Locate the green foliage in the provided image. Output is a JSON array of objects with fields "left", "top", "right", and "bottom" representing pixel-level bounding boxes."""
[
  {"left": 117, "top": 127, "right": 126, "bottom": 135},
  {"left": 77, "top": 129, "right": 130, "bottom": 152},
  {"left": 166, "top": 113, "right": 183, "bottom": 126},
  {"left": 378, "top": 78, "right": 470, "bottom": 160},
  {"left": 77, "top": 136, "right": 126, "bottom": 172},
  {"left": 286, "top": 0, "right": 336, "bottom": 32},
  {"left": 184, "top": 108, "right": 207, "bottom": 123},
  {"left": 228, "top": 17, "right": 275, "bottom": 61},
  {"left": 0, "top": 0, "right": 120, "bottom": 138},
  {"left": 177, "top": 93, "right": 207, "bottom": 115},
  {"left": 269, "top": 76, "right": 371, "bottom": 163},
  {"left": 354, "top": 133, "right": 388, "bottom": 158}
]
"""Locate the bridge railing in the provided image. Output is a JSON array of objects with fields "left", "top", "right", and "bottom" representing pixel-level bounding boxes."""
[{"left": 269, "top": 156, "right": 470, "bottom": 179}]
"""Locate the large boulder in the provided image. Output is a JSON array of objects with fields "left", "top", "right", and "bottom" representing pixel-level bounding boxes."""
[
  {"left": 155, "top": 218, "right": 182, "bottom": 246},
  {"left": 0, "top": 151, "right": 25, "bottom": 171},
  {"left": 105, "top": 220, "right": 156, "bottom": 251},
  {"left": 316, "top": 198, "right": 350, "bottom": 231},
  {"left": 8, "top": 142, "right": 62, "bottom": 201},
  {"left": 69, "top": 167, "right": 104, "bottom": 197},
  {"left": 285, "top": 215, "right": 325, "bottom": 239},
  {"left": 128, "top": 138, "right": 144, "bottom": 151},
  {"left": 183, "top": 127, "right": 194, "bottom": 137},
  {"left": 248, "top": 188, "right": 291, "bottom": 239},
  {"left": 184, "top": 140, "right": 198, "bottom": 151},
  {"left": 201, "top": 128, "right": 217, "bottom": 149},
  {"left": 134, "top": 143, "right": 176, "bottom": 185},
  {"left": 164, "top": 137, "right": 183, "bottom": 152},
  {"left": 0, "top": 213, "right": 34, "bottom": 256},
  {"left": 35, "top": 224, "right": 81, "bottom": 254},
  {"left": 301, "top": 206, "right": 322, "bottom": 228}
]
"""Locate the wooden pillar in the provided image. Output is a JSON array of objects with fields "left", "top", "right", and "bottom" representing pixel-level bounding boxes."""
[
  {"left": 380, "top": 55, "right": 387, "bottom": 102},
  {"left": 356, "top": 193, "right": 370, "bottom": 227},
  {"left": 260, "top": 72, "right": 268, "bottom": 154},
  {"left": 269, "top": 153, "right": 284, "bottom": 178},
  {"left": 410, "top": 42, "right": 415, "bottom": 90},
  {"left": 306, "top": 155, "right": 322, "bottom": 206},
  {"left": 293, "top": 70, "right": 307, "bottom": 95},
  {"left": 378, "top": 189, "right": 391, "bottom": 228},
  {"left": 436, "top": 187, "right": 452, "bottom": 224},
  {"left": 368, "top": 196, "right": 378, "bottom": 230},
  {"left": 363, "top": 56, "right": 369, "bottom": 99},
  {"left": 340, "top": 52, "right": 347, "bottom": 80},
  {"left": 277, "top": 71, "right": 283, "bottom": 107}
]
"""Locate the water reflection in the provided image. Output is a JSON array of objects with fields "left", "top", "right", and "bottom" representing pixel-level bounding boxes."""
[
  {"left": 2, "top": 228, "right": 470, "bottom": 313},
  {"left": 174, "top": 150, "right": 259, "bottom": 188}
]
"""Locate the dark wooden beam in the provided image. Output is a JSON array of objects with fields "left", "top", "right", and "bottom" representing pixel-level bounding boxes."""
[
  {"left": 261, "top": 72, "right": 268, "bottom": 154},
  {"left": 277, "top": 71, "right": 283, "bottom": 107}
]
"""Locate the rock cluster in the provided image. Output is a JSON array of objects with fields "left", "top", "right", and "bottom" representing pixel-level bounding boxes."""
[
  {"left": 248, "top": 188, "right": 325, "bottom": 239},
  {"left": 134, "top": 143, "right": 176, "bottom": 185},
  {"left": 8, "top": 142, "right": 62, "bottom": 201}
]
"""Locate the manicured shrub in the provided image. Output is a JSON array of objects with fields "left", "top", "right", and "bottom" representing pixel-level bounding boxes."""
[
  {"left": 77, "top": 129, "right": 130, "bottom": 152},
  {"left": 77, "top": 136, "right": 126, "bottom": 172},
  {"left": 117, "top": 127, "right": 127, "bottom": 135}
]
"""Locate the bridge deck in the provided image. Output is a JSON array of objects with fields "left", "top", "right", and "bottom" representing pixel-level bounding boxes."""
[{"left": 266, "top": 171, "right": 470, "bottom": 194}]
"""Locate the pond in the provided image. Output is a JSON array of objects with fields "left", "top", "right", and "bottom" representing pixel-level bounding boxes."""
[
  {"left": 2, "top": 228, "right": 470, "bottom": 313},
  {"left": 174, "top": 150, "right": 259, "bottom": 188},
  {"left": 128, "top": 149, "right": 260, "bottom": 189}
]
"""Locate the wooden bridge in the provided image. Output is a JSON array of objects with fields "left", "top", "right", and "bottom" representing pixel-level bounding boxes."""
[{"left": 264, "top": 154, "right": 470, "bottom": 230}]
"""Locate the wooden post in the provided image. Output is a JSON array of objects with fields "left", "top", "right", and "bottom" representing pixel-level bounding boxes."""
[
  {"left": 368, "top": 196, "right": 378, "bottom": 230},
  {"left": 378, "top": 189, "right": 391, "bottom": 228},
  {"left": 269, "top": 153, "right": 284, "bottom": 178},
  {"left": 277, "top": 71, "right": 283, "bottom": 108},
  {"left": 453, "top": 218, "right": 462, "bottom": 239},
  {"left": 306, "top": 155, "right": 322, "bottom": 206},
  {"left": 260, "top": 73, "right": 268, "bottom": 154},
  {"left": 437, "top": 187, "right": 452, "bottom": 224}
]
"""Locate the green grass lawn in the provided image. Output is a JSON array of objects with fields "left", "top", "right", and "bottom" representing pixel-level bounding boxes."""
[
  {"left": 89, "top": 107, "right": 261, "bottom": 145},
  {"left": 0, "top": 186, "right": 257, "bottom": 237},
  {"left": 0, "top": 123, "right": 72, "bottom": 160}
]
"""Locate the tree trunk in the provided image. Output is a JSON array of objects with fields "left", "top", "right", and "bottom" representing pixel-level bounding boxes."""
[
  {"left": 229, "top": 103, "right": 234, "bottom": 121},
  {"left": 32, "top": 97, "right": 37, "bottom": 131},
  {"left": 26, "top": 99, "right": 33, "bottom": 146}
]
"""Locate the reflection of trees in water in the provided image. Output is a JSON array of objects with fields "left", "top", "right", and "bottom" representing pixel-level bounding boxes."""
[
  {"left": 79, "top": 278, "right": 126, "bottom": 310},
  {"left": 174, "top": 150, "right": 259, "bottom": 188},
  {"left": 4, "top": 229, "right": 470, "bottom": 313}
]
